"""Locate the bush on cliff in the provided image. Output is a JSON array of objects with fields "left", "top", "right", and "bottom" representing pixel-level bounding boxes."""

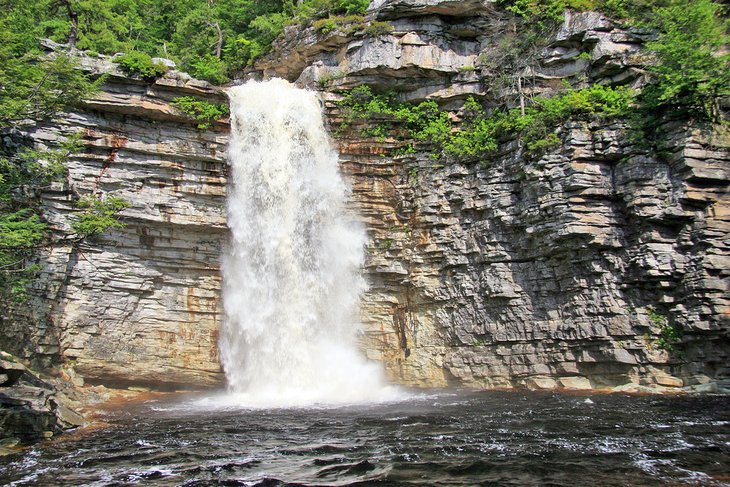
[
  {"left": 70, "top": 196, "right": 131, "bottom": 240},
  {"left": 171, "top": 97, "right": 230, "bottom": 129},
  {"left": 336, "top": 85, "right": 634, "bottom": 160},
  {"left": 116, "top": 51, "right": 168, "bottom": 80},
  {"left": 641, "top": 0, "right": 729, "bottom": 122}
]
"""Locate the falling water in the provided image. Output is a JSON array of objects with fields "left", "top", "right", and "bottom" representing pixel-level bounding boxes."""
[{"left": 219, "top": 79, "right": 391, "bottom": 407}]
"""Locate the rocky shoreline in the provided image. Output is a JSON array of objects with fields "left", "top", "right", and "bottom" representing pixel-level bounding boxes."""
[
  {"left": 0, "top": 351, "right": 174, "bottom": 455},
  {"left": 3, "top": 342, "right": 727, "bottom": 454}
]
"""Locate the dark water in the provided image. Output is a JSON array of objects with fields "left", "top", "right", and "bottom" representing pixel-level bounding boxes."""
[{"left": 1, "top": 390, "right": 729, "bottom": 486}]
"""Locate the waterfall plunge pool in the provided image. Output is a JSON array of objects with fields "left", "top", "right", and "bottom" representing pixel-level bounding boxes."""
[{"left": 1, "top": 389, "right": 728, "bottom": 486}]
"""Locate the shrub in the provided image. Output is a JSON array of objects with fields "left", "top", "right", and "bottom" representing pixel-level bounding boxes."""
[
  {"left": 337, "top": 84, "right": 633, "bottom": 160},
  {"left": 641, "top": 0, "right": 729, "bottom": 121},
  {"left": 648, "top": 307, "right": 683, "bottom": 351},
  {"left": 116, "top": 51, "right": 168, "bottom": 80},
  {"left": 71, "top": 195, "right": 130, "bottom": 239},
  {"left": 171, "top": 96, "right": 229, "bottom": 129},
  {"left": 187, "top": 55, "right": 229, "bottom": 85},
  {"left": 363, "top": 21, "right": 394, "bottom": 37},
  {"left": 498, "top": 0, "right": 600, "bottom": 27},
  {"left": 312, "top": 15, "right": 365, "bottom": 34}
]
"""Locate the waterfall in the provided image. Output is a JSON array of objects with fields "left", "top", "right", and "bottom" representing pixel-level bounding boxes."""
[{"left": 219, "top": 79, "right": 392, "bottom": 407}]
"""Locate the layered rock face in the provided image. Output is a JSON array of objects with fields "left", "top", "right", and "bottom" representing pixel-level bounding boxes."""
[
  {"left": 259, "top": 0, "right": 730, "bottom": 390},
  {"left": 344, "top": 118, "right": 729, "bottom": 391},
  {"left": 2, "top": 0, "right": 728, "bottom": 393},
  {"left": 3, "top": 56, "right": 228, "bottom": 389}
]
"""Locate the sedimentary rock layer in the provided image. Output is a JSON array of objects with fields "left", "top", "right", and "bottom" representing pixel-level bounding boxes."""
[
  {"left": 4, "top": 59, "right": 229, "bottom": 389},
  {"left": 2, "top": 0, "right": 728, "bottom": 393}
]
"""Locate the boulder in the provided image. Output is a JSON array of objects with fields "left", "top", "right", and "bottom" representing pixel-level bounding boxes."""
[
  {"left": 0, "top": 353, "right": 26, "bottom": 387},
  {"left": 0, "top": 352, "right": 85, "bottom": 452}
]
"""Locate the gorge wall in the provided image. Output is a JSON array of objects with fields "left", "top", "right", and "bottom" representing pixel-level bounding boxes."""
[
  {"left": 4, "top": 56, "right": 229, "bottom": 389},
  {"left": 3, "top": 0, "right": 728, "bottom": 393}
]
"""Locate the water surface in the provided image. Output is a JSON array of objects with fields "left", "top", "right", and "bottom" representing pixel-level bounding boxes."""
[{"left": 1, "top": 390, "right": 728, "bottom": 486}]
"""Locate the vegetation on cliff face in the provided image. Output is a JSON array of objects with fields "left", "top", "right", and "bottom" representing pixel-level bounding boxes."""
[
  {"left": 336, "top": 0, "right": 726, "bottom": 161},
  {"left": 337, "top": 85, "right": 634, "bottom": 159},
  {"left": 499, "top": 0, "right": 728, "bottom": 121},
  {"left": 2, "top": 0, "right": 724, "bottom": 87},
  {"left": 0, "top": 4, "right": 118, "bottom": 302},
  {"left": 0, "top": 0, "right": 726, "bottom": 302},
  {"left": 116, "top": 51, "right": 169, "bottom": 80},
  {"left": 1, "top": 136, "right": 74, "bottom": 302},
  {"left": 641, "top": 0, "right": 729, "bottom": 122},
  {"left": 0, "top": 5, "right": 102, "bottom": 302},
  {"left": 171, "top": 96, "right": 230, "bottom": 129}
]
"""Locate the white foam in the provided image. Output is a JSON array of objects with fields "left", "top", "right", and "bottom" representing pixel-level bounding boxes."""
[{"left": 218, "top": 79, "right": 396, "bottom": 408}]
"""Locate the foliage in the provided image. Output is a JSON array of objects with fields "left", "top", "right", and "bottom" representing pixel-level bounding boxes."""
[
  {"left": 0, "top": 134, "right": 83, "bottom": 302},
  {"left": 318, "top": 69, "right": 345, "bottom": 87},
  {"left": 0, "top": 0, "right": 385, "bottom": 84},
  {"left": 640, "top": 0, "right": 729, "bottom": 121},
  {"left": 378, "top": 238, "right": 393, "bottom": 250},
  {"left": 312, "top": 15, "right": 391, "bottom": 38},
  {"left": 0, "top": 209, "right": 45, "bottom": 301},
  {"left": 313, "top": 15, "right": 363, "bottom": 34},
  {"left": 337, "top": 87, "right": 452, "bottom": 145},
  {"left": 498, "top": 0, "right": 679, "bottom": 25},
  {"left": 0, "top": 2, "right": 116, "bottom": 301},
  {"left": 293, "top": 0, "right": 370, "bottom": 20},
  {"left": 648, "top": 308, "right": 683, "bottom": 351},
  {"left": 497, "top": 0, "right": 600, "bottom": 27},
  {"left": 0, "top": 53, "right": 102, "bottom": 128},
  {"left": 164, "top": 0, "right": 371, "bottom": 80},
  {"left": 337, "top": 84, "right": 633, "bottom": 160},
  {"left": 190, "top": 56, "right": 229, "bottom": 85},
  {"left": 408, "top": 167, "right": 419, "bottom": 186},
  {"left": 493, "top": 0, "right": 728, "bottom": 138},
  {"left": 116, "top": 51, "right": 168, "bottom": 80},
  {"left": 363, "top": 21, "right": 394, "bottom": 37},
  {"left": 171, "top": 96, "right": 230, "bottom": 129},
  {"left": 0, "top": 210, "right": 47, "bottom": 253},
  {"left": 70, "top": 195, "right": 130, "bottom": 239},
  {"left": 647, "top": 307, "right": 667, "bottom": 327}
]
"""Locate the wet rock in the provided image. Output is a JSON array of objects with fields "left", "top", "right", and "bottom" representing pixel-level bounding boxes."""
[{"left": 0, "top": 352, "right": 84, "bottom": 451}]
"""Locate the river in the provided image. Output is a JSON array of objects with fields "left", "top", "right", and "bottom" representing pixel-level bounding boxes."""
[{"left": 1, "top": 390, "right": 728, "bottom": 486}]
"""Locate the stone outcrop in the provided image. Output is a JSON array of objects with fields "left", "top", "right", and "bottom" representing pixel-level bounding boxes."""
[
  {"left": 1, "top": 1, "right": 728, "bottom": 394},
  {"left": 2, "top": 51, "right": 229, "bottom": 390},
  {"left": 260, "top": 0, "right": 729, "bottom": 391},
  {"left": 339, "top": 115, "right": 729, "bottom": 391},
  {"left": 0, "top": 351, "right": 84, "bottom": 453}
]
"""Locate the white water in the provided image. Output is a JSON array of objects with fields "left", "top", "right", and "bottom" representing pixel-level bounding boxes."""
[{"left": 219, "top": 79, "right": 396, "bottom": 408}]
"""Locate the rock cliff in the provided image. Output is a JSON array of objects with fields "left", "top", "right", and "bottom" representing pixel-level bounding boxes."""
[
  {"left": 4, "top": 54, "right": 229, "bottom": 390},
  {"left": 259, "top": 0, "right": 730, "bottom": 391},
  {"left": 2, "top": 0, "right": 728, "bottom": 393}
]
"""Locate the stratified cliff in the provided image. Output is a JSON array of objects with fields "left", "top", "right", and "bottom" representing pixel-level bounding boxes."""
[
  {"left": 2, "top": 0, "right": 728, "bottom": 393},
  {"left": 3, "top": 54, "right": 228, "bottom": 390},
  {"left": 258, "top": 0, "right": 730, "bottom": 391}
]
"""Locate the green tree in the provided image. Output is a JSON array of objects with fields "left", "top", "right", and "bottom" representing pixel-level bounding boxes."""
[
  {"left": 0, "top": 0, "right": 112, "bottom": 301},
  {"left": 71, "top": 195, "right": 131, "bottom": 239},
  {"left": 641, "top": 0, "right": 729, "bottom": 121}
]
